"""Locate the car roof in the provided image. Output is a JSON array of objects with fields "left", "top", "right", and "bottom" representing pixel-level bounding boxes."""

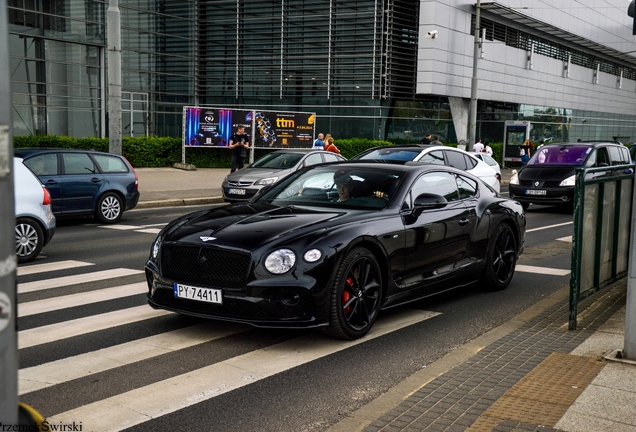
[
  {"left": 541, "top": 141, "right": 624, "bottom": 148},
  {"left": 270, "top": 149, "right": 333, "bottom": 154},
  {"left": 14, "top": 147, "right": 111, "bottom": 157}
]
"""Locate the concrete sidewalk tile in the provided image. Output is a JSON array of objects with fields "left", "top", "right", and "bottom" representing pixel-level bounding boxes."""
[
  {"left": 558, "top": 383, "right": 636, "bottom": 427},
  {"left": 591, "top": 362, "right": 636, "bottom": 393},
  {"left": 555, "top": 412, "right": 636, "bottom": 432}
]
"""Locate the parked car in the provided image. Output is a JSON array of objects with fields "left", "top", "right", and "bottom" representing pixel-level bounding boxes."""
[
  {"left": 509, "top": 142, "right": 632, "bottom": 210},
  {"left": 222, "top": 149, "right": 346, "bottom": 202},
  {"left": 14, "top": 157, "right": 56, "bottom": 263},
  {"left": 351, "top": 145, "right": 501, "bottom": 192},
  {"left": 146, "top": 162, "right": 525, "bottom": 340},
  {"left": 14, "top": 148, "right": 140, "bottom": 223},
  {"left": 471, "top": 152, "right": 502, "bottom": 182}
]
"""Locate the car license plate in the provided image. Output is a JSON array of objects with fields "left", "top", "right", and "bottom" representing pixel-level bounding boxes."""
[
  {"left": 228, "top": 188, "right": 246, "bottom": 195},
  {"left": 174, "top": 283, "right": 222, "bottom": 304},
  {"left": 525, "top": 189, "right": 547, "bottom": 195}
]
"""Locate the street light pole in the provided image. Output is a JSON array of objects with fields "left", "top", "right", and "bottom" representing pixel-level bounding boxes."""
[
  {"left": 468, "top": 0, "right": 482, "bottom": 147},
  {"left": 0, "top": 0, "right": 18, "bottom": 424},
  {"left": 108, "top": 0, "right": 122, "bottom": 155}
]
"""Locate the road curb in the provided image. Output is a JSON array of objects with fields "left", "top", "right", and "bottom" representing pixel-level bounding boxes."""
[{"left": 134, "top": 196, "right": 225, "bottom": 209}]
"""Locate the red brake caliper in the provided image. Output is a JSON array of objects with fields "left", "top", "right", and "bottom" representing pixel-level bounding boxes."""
[{"left": 343, "top": 277, "right": 354, "bottom": 314}]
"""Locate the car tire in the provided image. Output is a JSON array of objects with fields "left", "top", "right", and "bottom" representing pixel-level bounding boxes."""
[
  {"left": 96, "top": 192, "right": 123, "bottom": 224},
  {"left": 15, "top": 218, "right": 44, "bottom": 264},
  {"left": 481, "top": 223, "right": 517, "bottom": 291},
  {"left": 323, "top": 247, "right": 383, "bottom": 340}
]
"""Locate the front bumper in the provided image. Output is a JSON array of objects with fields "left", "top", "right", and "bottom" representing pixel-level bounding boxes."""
[
  {"left": 145, "top": 263, "right": 328, "bottom": 329},
  {"left": 509, "top": 184, "right": 574, "bottom": 206}
]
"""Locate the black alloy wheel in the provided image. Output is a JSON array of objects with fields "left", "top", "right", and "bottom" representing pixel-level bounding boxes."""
[
  {"left": 323, "top": 247, "right": 383, "bottom": 340},
  {"left": 96, "top": 192, "right": 123, "bottom": 224},
  {"left": 15, "top": 218, "right": 44, "bottom": 263},
  {"left": 481, "top": 223, "right": 517, "bottom": 290}
]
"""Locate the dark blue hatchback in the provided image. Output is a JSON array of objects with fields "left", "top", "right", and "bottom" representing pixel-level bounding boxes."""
[{"left": 14, "top": 148, "right": 140, "bottom": 224}]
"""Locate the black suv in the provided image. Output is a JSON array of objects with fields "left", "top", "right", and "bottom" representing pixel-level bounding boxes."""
[{"left": 508, "top": 142, "right": 631, "bottom": 210}]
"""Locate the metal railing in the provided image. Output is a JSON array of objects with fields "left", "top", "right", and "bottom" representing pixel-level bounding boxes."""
[{"left": 569, "top": 164, "right": 634, "bottom": 329}]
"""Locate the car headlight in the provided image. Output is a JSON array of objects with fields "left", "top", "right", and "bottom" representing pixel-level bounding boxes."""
[
  {"left": 152, "top": 236, "right": 162, "bottom": 259},
  {"left": 255, "top": 177, "right": 278, "bottom": 186},
  {"left": 509, "top": 170, "right": 519, "bottom": 185},
  {"left": 265, "top": 249, "right": 296, "bottom": 274},
  {"left": 559, "top": 175, "right": 576, "bottom": 186},
  {"left": 303, "top": 249, "right": 322, "bottom": 262}
]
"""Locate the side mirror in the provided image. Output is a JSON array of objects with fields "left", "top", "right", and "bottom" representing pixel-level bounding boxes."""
[{"left": 412, "top": 193, "right": 448, "bottom": 216}]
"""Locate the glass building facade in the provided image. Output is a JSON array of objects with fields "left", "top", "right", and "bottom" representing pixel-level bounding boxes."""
[{"left": 7, "top": 0, "right": 636, "bottom": 144}]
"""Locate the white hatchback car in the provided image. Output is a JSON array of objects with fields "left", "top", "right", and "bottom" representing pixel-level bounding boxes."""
[
  {"left": 14, "top": 157, "right": 56, "bottom": 263},
  {"left": 353, "top": 145, "right": 501, "bottom": 192}
]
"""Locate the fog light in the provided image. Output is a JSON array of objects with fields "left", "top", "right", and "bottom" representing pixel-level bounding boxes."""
[{"left": 281, "top": 291, "right": 300, "bottom": 306}]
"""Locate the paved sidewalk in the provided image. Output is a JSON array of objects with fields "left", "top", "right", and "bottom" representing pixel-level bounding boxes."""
[{"left": 327, "top": 281, "right": 634, "bottom": 432}]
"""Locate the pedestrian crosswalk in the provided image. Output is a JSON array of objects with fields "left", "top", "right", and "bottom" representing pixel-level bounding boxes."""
[{"left": 16, "top": 259, "right": 441, "bottom": 431}]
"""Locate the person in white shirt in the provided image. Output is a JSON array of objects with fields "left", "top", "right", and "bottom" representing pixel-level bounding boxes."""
[
  {"left": 473, "top": 138, "right": 484, "bottom": 153},
  {"left": 484, "top": 142, "right": 493, "bottom": 155}
]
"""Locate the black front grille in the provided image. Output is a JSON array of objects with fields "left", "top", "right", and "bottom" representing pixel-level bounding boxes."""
[
  {"left": 161, "top": 245, "right": 251, "bottom": 289},
  {"left": 519, "top": 180, "right": 563, "bottom": 187},
  {"left": 152, "top": 288, "right": 314, "bottom": 321}
]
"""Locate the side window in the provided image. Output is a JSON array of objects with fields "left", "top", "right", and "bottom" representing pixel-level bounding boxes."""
[
  {"left": 419, "top": 150, "right": 445, "bottom": 165},
  {"left": 322, "top": 153, "right": 339, "bottom": 163},
  {"left": 621, "top": 147, "right": 631, "bottom": 164},
  {"left": 464, "top": 154, "right": 478, "bottom": 169},
  {"left": 304, "top": 153, "right": 324, "bottom": 167},
  {"left": 93, "top": 155, "right": 128, "bottom": 173},
  {"left": 608, "top": 146, "right": 629, "bottom": 165},
  {"left": 456, "top": 175, "right": 478, "bottom": 199},
  {"left": 444, "top": 150, "right": 468, "bottom": 170},
  {"left": 596, "top": 148, "right": 609, "bottom": 166},
  {"left": 408, "top": 171, "right": 459, "bottom": 208},
  {"left": 585, "top": 149, "right": 597, "bottom": 167},
  {"left": 62, "top": 153, "right": 97, "bottom": 175},
  {"left": 24, "top": 154, "right": 58, "bottom": 175}
]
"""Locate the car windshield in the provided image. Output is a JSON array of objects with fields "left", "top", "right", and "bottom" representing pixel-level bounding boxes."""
[
  {"left": 257, "top": 166, "right": 405, "bottom": 210},
  {"left": 355, "top": 148, "right": 421, "bottom": 161},
  {"left": 528, "top": 145, "right": 592, "bottom": 166},
  {"left": 251, "top": 152, "right": 304, "bottom": 169}
]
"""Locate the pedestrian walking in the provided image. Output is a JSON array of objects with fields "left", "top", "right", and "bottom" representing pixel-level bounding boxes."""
[
  {"left": 430, "top": 135, "right": 443, "bottom": 146},
  {"left": 229, "top": 125, "right": 250, "bottom": 173},
  {"left": 324, "top": 137, "right": 341, "bottom": 154},
  {"left": 312, "top": 133, "right": 325, "bottom": 149},
  {"left": 420, "top": 133, "right": 431, "bottom": 144},
  {"left": 484, "top": 141, "right": 493, "bottom": 155},
  {"left": 473, "top": 138, "right": 484, "bottom": 153}
]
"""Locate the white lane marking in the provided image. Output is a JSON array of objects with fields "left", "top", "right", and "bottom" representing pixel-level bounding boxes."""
[
  {"left": 18, "top": 282, "right": 147, "bottom": 317},
  {"left": 17, "top": 261, "right": 94, "bottom": 277},
  {"left": 516, "top": 265, "right": 570, "bottom": 276},
  {"left": 98, "top": 224, "right": 141, "bottom": 230},
  {"left": 48, "top": 309, "right": 441, "bottom": 431},
  {"left": 18, "top": 306, "right": 172, "bottom": 349},
  {"left": 19, "top": 322, "right": 249, "bottom": 395},
  {"left": 18, "top": 269, "right": 144, "bottom": 294},
  {"left": 557, "top": 236, "right": 572, "bottom": 243},
  {"left": 526, "top": 221, "right": 573, "bottom": 233},
  {"left": 135, "top": 228, "right": 161, "bottom": 234}
]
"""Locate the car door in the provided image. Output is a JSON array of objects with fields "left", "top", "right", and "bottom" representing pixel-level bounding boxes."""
[
  {"left": 399, "top": 171, "right": 473, "bottom": 294},
  {"left": 60, "top": 152, "right": 104, "bottom": 214},
  {"left": 22, "top": 153, "right": 64, "bottom": 214}
]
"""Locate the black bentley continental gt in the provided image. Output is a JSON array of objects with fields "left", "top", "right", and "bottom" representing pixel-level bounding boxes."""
[{"left": 146, "top": 162, "right": 526, "bottom": 339}]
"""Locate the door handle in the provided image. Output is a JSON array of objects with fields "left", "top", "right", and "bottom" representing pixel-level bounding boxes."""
[
  {"left": 458, "top": 218, "right": 470, "bottom": 226},
  {"left": 46, "top": 179, "right": 57, "bottom": 185},
  {"left": 91, "top": 178, "right": 102, "bottom": 183}
]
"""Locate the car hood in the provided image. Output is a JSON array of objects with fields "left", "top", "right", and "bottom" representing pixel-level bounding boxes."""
[
  {"left": 518, "top": 166, "right": 575, "bottom": 181},
  {"left": 163, "top": 203, "right": 346, "bottom": 249},
  {"left": 226, "top": 168, "right": 293, "bottom": 182}
]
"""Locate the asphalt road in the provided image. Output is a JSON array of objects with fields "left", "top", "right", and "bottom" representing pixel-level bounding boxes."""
[{"left": 16, "top": 203, "right": 575, "bottom": 432}]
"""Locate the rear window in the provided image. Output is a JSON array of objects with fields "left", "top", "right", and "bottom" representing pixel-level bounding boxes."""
[
  {"left": 356, "top": 148, "right": 421, "bottom": 161},
  {"left": 528, "top": 145, "right": 592, "bottom": 166},
  {"left": 251, "top": 152, "right": 303, "bottom": 168},
  {"left": 93, "top": 154, "right": 129, "bottom": 173}
]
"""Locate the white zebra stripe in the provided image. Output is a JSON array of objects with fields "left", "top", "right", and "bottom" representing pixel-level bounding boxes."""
[
  {"left": 17, "top": 260, "right": 94, "bottom": 277},
  {"left": 18, "top": 268, "right": 144, "bottom": 294}
]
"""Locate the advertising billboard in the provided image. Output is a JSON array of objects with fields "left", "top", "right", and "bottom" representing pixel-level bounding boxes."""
[
  {"left": 254, "top": 111, "right": 315, "bottom": 148},
  {"left": 184, "top": 107, "right": 253, "bottom": 147}
]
